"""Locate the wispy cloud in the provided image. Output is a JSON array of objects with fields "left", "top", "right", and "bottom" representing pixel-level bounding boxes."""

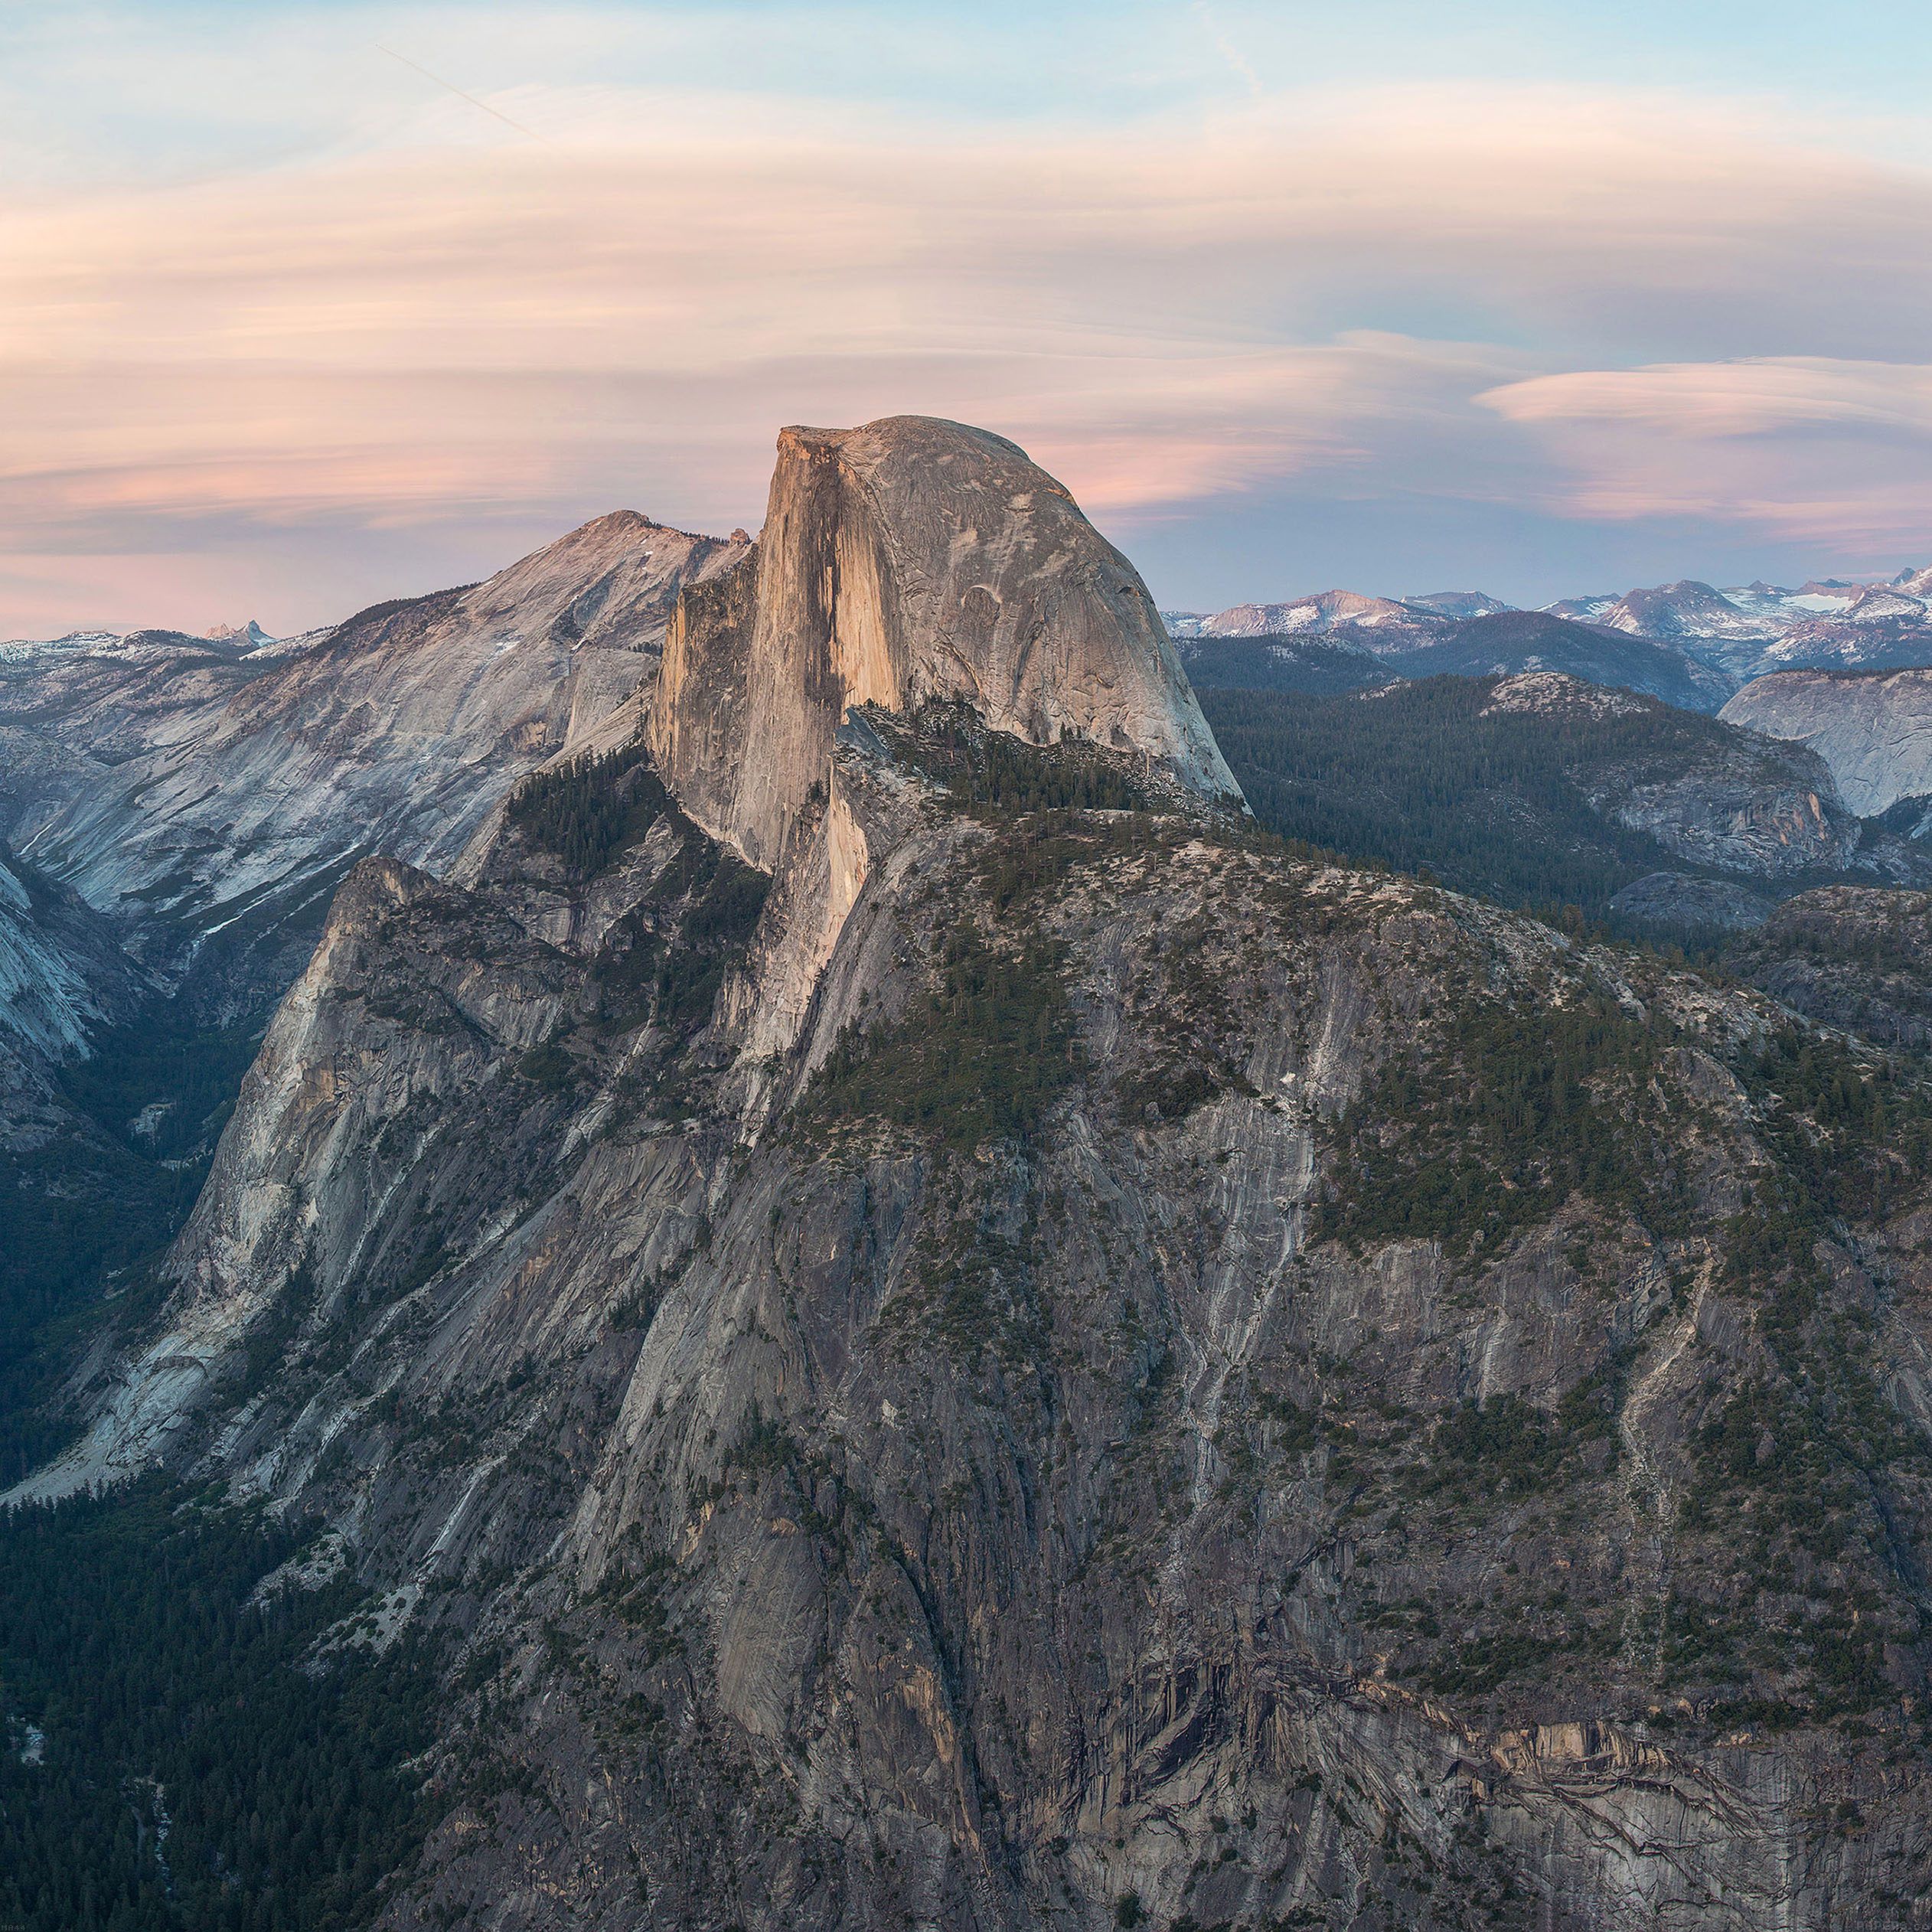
[
  {"left": 3, "top": 47, "right": 1931, "bottom": 629},
  {"left": 1481, "top": 359, "right": 1932, "bottom": 439},
  {"left": 1477, "top": 358, "right": 1932, "bottom": 547},
  {"left": 1193, "top": 3, "right": 1263, "bottom": 100}
]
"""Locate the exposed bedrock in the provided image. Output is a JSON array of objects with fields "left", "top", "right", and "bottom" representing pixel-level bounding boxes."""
[
  {"left": 648, "top": 416, "right": 1238, "bottom": 870},
  {"left": 1722, "top": 667, "right": 1932, "bottom": 819},
  {"left": 23, "top": 418, "right": 1932, "bottom": 1932},
  {"left": 0, "top": 510, "right": 746, "bottom": 1010}
]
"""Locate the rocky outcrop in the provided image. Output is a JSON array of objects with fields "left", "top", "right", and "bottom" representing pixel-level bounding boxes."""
[
  {"left": 648, "top": 417, "right": 1235, "bottom": 871},
  {"left": 1450, "top": 674, "right": 1861, "bottom": 876},
  {"left": 1722, "top": 668, "right": 1932, "bottom": 818},
  {"left": 21, "top": 422, "right": 1932, "bottom": 1932},
  {"left": 0, "top": 511, "right": 746, "bottom": 1009},
  {"left": 1580, "top": 733, "right": 1859, "bottom": 877},
  {"left": 1607, "top": 872, "right": 1773, "bottom": 930},
  {"left": 1728, "top": 885, "right": 1932, "bottom": 1049},
  {"left": 1477, "top": 671, "right": 1645, "bottom": 721}
]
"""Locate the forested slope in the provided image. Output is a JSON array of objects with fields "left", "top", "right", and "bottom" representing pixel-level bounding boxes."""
[{"left": 1199, "top": 674, "right": 1927, "bottom": 935}]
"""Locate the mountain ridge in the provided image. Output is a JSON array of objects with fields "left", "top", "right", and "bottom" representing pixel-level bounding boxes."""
[
  {"left": 1163, "top": 560, "right": 1932, "bottom": 699},
  {"left": 0, "top": 511, "right": 749, "bottom": 1013},
  {"left": 8, "top": 423, "right": 1932, "bottom": 1931}
]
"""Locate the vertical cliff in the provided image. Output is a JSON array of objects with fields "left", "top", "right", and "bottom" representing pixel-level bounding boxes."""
[
  {"left": 1721, "top": 667, "right": 1932, "bottom": 818},
  {"left": 16, "top": 422, "right": 1932, "bottom": 1932},
  {"left": 649, "top": 417, "right": 1237, "bottom": 871}
]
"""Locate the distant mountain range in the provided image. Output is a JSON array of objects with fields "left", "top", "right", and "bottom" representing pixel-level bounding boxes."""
[
  {"left": 15, "top": 564, "right": 1930, "bottom": 714},
  {"left": 1163, "top": 562, "right": 1932, "bottom": 711},
  {"left": 15, "top": 431, "right": 1932, "bottom": 1927}
]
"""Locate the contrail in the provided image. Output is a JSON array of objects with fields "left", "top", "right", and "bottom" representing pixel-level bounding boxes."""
[
  {"left": 1192, "top": 2, "right": 1263, "bottom": 98},
  {"left": 374, "top": 43, "right": 556, "bottom": 146}
]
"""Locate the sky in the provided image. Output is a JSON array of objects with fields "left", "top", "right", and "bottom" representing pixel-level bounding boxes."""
[{"left": 3, "top": 0, "right": 1931, "bottom": 637}]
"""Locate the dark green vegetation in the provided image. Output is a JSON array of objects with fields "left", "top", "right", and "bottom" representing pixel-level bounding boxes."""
[
  {"left": 800, "top": 719, "right": 1203, "bottom": 1149},
  {"left": 0, "top": 1478, "right": 437, "bottom": 1932},
  {"left": 0, "top": 1138, "right": 188, "bottom": 1488},
  {"left": 505, "top": 739, "right": 674, "bottom": 879},
  {"left": 0, "top": 1007, "right": 266, "bottom": 1487},
  {"left": 1313, "top": 986, "right": 1693, "bottom": 1256},
  {"left": 321, "top": 584, "right": 476, "bottom": 656},
  {"left": 1199, "top": 677, "right": 1813, "bottom": 931},
  {"left": 1743, "top": 1023, "right": 1932, "bottom": 1227},
  {"left": 1416, "top": 1377, "right": 1627, "bottom": 1504},
  {"left": 58, "top": 1008, "right": 264, "bottom": 1167},
  {"left": 795, "top": 719, "right": 1185, "bottom": 1150},
  {"left": 1297, "top": 949, "right": 1932, "bottom": 1718},
  {"left": 592, "top": 837, "right": 771, "bottom": 1036},
  {"left": 507, "top": 737, "right": 773, "bottom": 1043},
  {"left": 1313, "top": 923, "right": 1932, "bottom": 1309},
  {"left": 1725, "top": 886, "right": 1932, "bottom": 1055},
  {"left": 896, "top": 703, "right": 1156, "bottom": 817},
  {"left": 501, "top": 738, "right": 774, "bottom": 1111},
  {"left": 806, "top": 920, "right": 1075, "bottom": 1148}
]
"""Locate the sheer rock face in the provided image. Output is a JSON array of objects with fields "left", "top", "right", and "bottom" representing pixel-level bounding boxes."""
[
  {"left": 649, "top": 417, "right": 1237, "bottom": 870},
  {"left": 0, "top": 511, "right": 746, "bottom": 1010},
  {"left": 28, "top": 428, "right": 1932, "bottom": 1930},
  {"left": 0, "top": 847, "right": 148, "bottom": 1067},
  {"left": 0, "top": 844, "right": 156, "bottom": 1159},
  {"left": 41, "top": 789, "right": 1932, "bottom": 1930},
  {"left": 1722, "top": 667, "right": 1932, "bottom": 818}
]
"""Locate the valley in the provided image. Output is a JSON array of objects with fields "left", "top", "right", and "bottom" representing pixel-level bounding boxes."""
[{"left": 5, "top": 419, "right": 1932, "bottom": 1932}]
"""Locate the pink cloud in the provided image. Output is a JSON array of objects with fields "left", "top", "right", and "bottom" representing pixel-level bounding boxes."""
[
  {"left": 1480, "top": 359, "right": 1932, "bottom": 438},
  {"left": 1474, "top": 359, "right": 1932, "bottom": 549},
  {"left": 4, "top": 83, "right": 1932, "bottom": 629}
]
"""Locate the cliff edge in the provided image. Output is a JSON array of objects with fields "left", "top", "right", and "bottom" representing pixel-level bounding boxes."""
[
  {"left": 648, "top": 416, "right": 1237, "bottom": 869},
  {"left": 1721, "top": 666, "right": 1932, "bottom": 818}
]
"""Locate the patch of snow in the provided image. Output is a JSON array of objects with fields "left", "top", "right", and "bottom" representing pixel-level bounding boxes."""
[{"left": 0, "top": 629, "right": 121, "bottom": 664}]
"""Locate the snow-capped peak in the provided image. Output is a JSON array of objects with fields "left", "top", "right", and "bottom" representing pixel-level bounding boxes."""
[
  {"left": 1403, "top": 590, "right": 1513, "bottom": 619},
  {"left": 1597, "top": 580, "right": 1773, "bottom": 641},
  {"left": 206, "top": 618, "right": 278, "bottom": 651}
]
